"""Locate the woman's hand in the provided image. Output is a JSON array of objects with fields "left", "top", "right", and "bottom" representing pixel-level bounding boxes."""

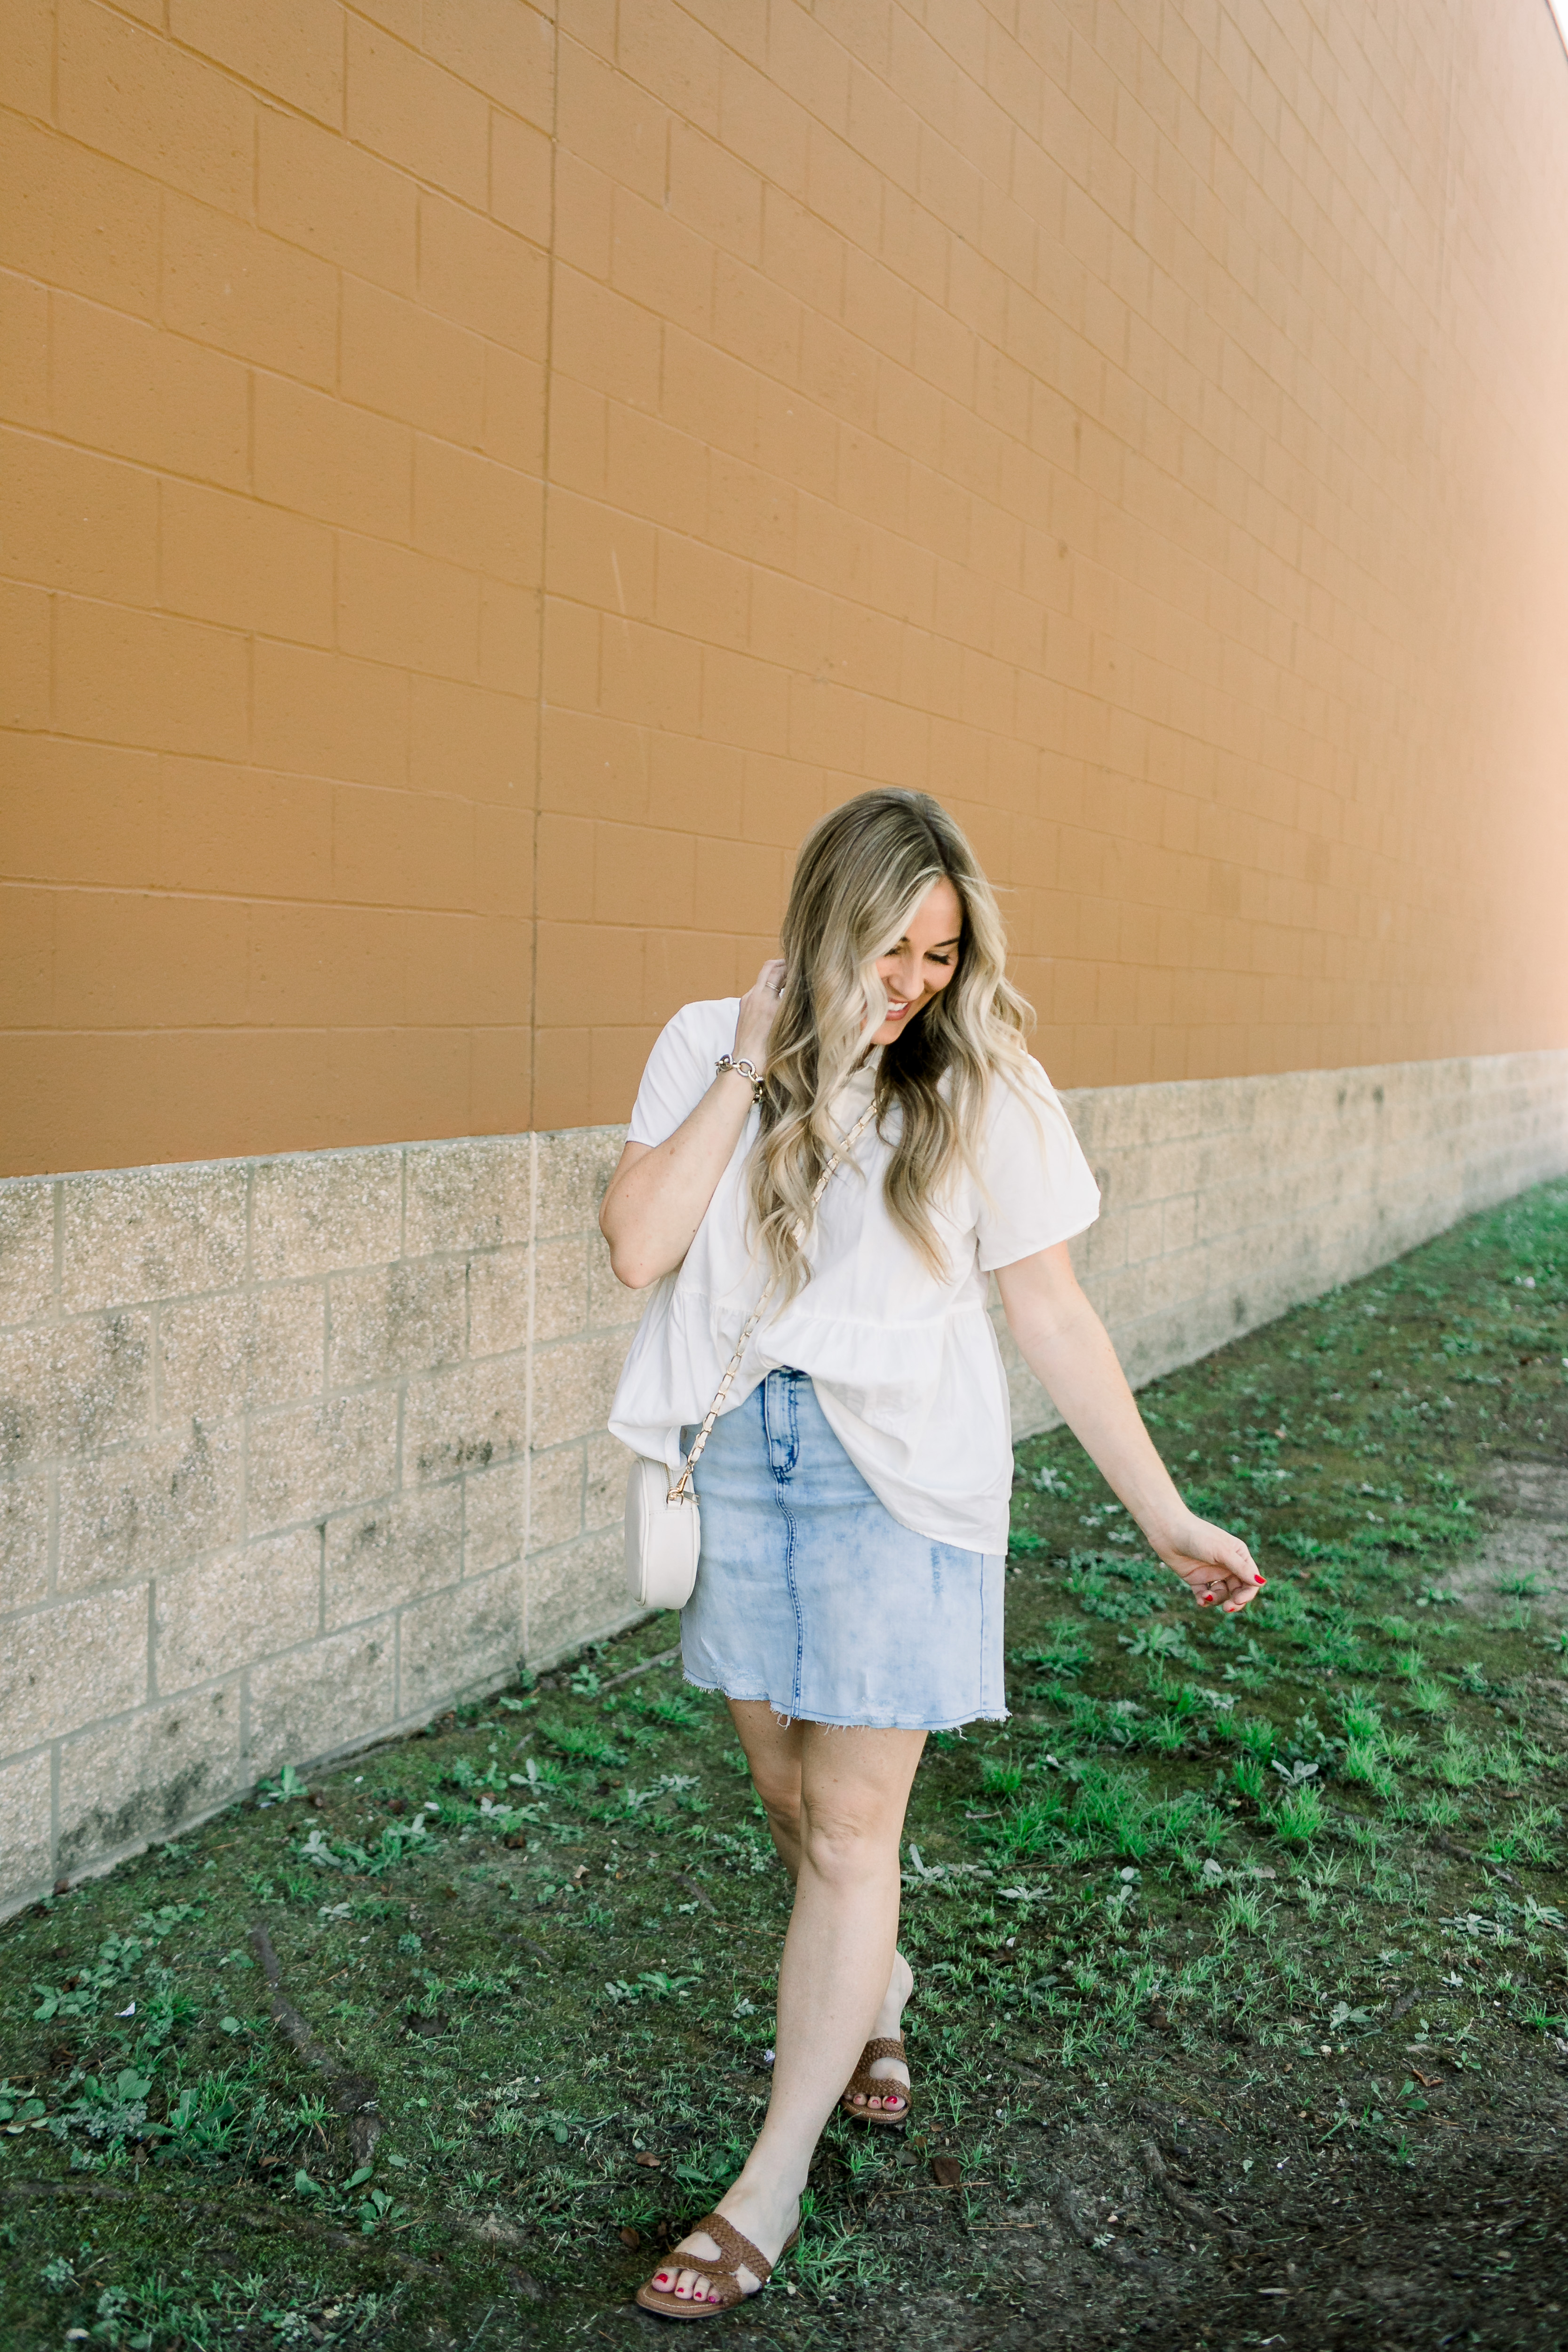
[
  {"left": 599, "top": 956, "right": 787, "bottom": 1289},
  {"left": 733, "top": 957, "right": 787, "bottom": 1068},
  {"left": 997, "top": 1245, "right": 1267, "bottom": 1617},
  {"left": 1148, "top": 1510, "right": 1266, "bottom": 1613}
]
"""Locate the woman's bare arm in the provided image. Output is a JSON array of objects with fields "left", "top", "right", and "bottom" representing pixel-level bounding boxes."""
[
  {"left": 995, "top": 1242, "right": 1264, "bottom": 1613},
  {"left": 599, "top": 960, "right": 785, "bottom": 1290}
]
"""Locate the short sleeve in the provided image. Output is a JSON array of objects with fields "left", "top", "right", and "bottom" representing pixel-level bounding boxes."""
[
  {"left": 626, "top": 999, "right": 738, "bottom": 1148},
  {"left": 973, "top": 1058, "right": 1100, "bottom": 1271}
]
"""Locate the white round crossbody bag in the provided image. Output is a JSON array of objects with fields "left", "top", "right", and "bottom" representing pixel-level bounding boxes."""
[{"left": 622, "top": 1104, "right": 876, "bottom": 1611}]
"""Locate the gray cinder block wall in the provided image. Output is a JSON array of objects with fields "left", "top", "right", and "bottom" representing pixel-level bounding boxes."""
[
  {"left": 0, "top": 1128, "right": 643, "bottom": 1919},
  {"left": 2, "top": 1047, "right": 1566, "bottom": 1918}
]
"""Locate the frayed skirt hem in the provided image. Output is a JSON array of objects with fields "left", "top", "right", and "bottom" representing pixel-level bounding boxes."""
[{"left": 682, "top": 1669, "right": 1007, "bottom": 1734}]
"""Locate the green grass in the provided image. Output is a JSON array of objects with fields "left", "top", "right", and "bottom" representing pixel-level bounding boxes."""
[{"left": 1, "top": 1176, "right": 1567, "bottom": 2347}]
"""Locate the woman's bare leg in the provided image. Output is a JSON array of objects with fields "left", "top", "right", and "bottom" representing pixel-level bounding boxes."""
[
  {"left": 727, "top": 1700, "right": 805, "bottom": 1879},
  {"left": 648, "top": 1720, "right": 925, "bottom": 2306},
  {"left": 727, "top": 1701, "right": 911, "bottom": 2114}
]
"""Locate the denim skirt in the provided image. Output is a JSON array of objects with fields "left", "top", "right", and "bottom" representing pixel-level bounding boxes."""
[{"left": 680, "top": 1367, "right": 1006, "bottom": 1732}]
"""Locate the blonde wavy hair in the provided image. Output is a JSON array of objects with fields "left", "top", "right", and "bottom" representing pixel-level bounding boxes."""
[{"left": 749, "top": 789, "right": 1034, "bottom": 1295}]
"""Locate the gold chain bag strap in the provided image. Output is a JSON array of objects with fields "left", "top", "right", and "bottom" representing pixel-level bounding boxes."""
[{"left": 622, "top": 1104, "right": 877, "bottom": 1610}]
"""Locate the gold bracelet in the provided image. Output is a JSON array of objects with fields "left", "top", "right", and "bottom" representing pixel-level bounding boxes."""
[{"left": 715, "top": 1053, "right": 764, "bottom": 1104}]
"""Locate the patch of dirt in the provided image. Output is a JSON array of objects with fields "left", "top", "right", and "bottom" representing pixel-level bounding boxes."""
[
  {"left": 1447, "top": 1460, "right": 1568, "bottom": 1626},
  {"left": 597, "top": 2088, "right": 1568, "bottom": 2350}
]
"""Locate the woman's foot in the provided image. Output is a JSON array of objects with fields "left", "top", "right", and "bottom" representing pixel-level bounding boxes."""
[
  {"left": 844, "top": 1947, "right": 913, "bottom": 2116},
  {"left": 646, "top": 2182, "right": 800, "bottom": 2308}
]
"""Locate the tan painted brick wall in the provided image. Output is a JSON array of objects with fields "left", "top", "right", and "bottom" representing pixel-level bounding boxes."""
[
  {"left": 1, "top": 0, "right": 551, "bottom": 1174},
  {"left": 3, "top": 0, "right": 1568, "bottom": 1180},
  {"left": 531, "top": 0, "right": 1568, "bottom": 1128}
]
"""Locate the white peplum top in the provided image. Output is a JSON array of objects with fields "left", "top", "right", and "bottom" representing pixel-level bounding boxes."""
[{"left": 606, "top": 997, "right": 1102, "bottom": 1556}]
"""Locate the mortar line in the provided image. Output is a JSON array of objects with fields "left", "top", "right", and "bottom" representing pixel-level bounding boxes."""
[{"left": 525, "top": 15, "right": 562, "bottom": 1142}]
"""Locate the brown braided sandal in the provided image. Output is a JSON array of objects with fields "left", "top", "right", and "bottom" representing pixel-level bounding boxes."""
[
  {"left": 634, "top": 2210, "right": 799, "bottom": 2319},
  {"left": 839, "top": 2034, "right": 913, "bottom": 2127}
]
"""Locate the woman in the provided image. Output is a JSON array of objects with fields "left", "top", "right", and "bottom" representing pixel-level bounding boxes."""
[{"left": 602, "top": 790, "right": 1262, "bottom": 2318}]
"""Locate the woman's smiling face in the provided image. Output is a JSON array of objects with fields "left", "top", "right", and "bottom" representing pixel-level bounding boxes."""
[{"left": 867, "top": 877, "right": 963, "bottom": 1045}]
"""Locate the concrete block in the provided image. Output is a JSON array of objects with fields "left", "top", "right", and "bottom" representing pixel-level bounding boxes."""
[
  {"left": 1185, "top": 1078, "right": 1244, "bottom": 1138},
  {"left": 525, "top": 1525, "right": 634, "bottom": 1665},
  {"left": 1210, "top": 1131, "right": 1271, "bottom": 1193},
  {"left": 57, "top": 1420, "right": 242, "bottom": 1592},
  {"left": 0, "top": 1313, "right": 152, "bottom": 1473},
  {"left": 464, "top": 1456, "right": 530, "bottom": 1573},
  {"left": 524, "top": 1443, "right": 582, "bottom": 1556},
  {"left": 1093, "top": 1264, "right": 1146, "bottom": 1331},
  {"left": 0, "top": 1180, "right": 55, "bottom": 1325},
  {"left": 402, "top": 1357, "right": 527, "bottom": 1483},
  {"left": 247, "top": 1624, "right": 396, "bottom": 1777},
  {"left": 1105, "top": 1089, "right": 1163, "bottom": 1150},
  {"left": 1064, "top": 1083, "right": 1133, "bottom": 1149},
  {"left": 61, "top": 1162, "right": 247, "bottom": 1311},
  {"left": 159, "top": 1284, "right": 326, "bottom": 1422},
  {"left": 533, "top": 1233, "right": 593, "bottom": 1343},
  {"left": 1196, "top": 1174, "right": 1257, "bottom": 1248},
  {"left": 0, "top": 1472, "right": 50, "bottom": 1610},
  {"left": 325, "top": 1483, "right": 462, "bottom": 1628},
  {"left": 328, "top": 1258, "right": 466, "bottom": 1386},
  {"left": 252, "top": 1149, "right": 402, "bottom": 1280},
  {"left": 529, "top": 1330, "right": 634, "bottom": 1452},
  {"left": 585, "top": 1430, "right": 632, "bottom": 1534},
  {"left": 247, "top": 1392, "right": 399, "bottom": 1533},
  {"left": 534, "top": 1126, "right": 621, "bottom": 1241},
  {"left": 404, "top": 1135, "right": 531, "bottom": 1255},
  {"left": 1270, "top": 1070, "right": 1326, "bottom": 1134},
  {"left": 1161, "top": 1193, "right": 1198, "bottom": 1254},
  {"left": 1150, "top": 1136, "right": 1205, "bottom": 1201},
  {"left": 0, "top": 1586, "right": 148, "bottom": 1752},
  {"left": 1139, "top": 1245, "right": 1198, "bottom": 1319},
  {"left": 466, "top": 1247, "right": 530, "bottom": 1357},
  {"left": 155, "top": 1526, "right": 321, "bottom": 1694},
  {"left": 1124, "top": 1200, "right": 1165, "bottom": 1266},
  {"left": 58, "top": 1685, "right": 243, "bottom": 1874},
  {"left": 398, "top": 1561, "right": 526, "bottom": 1715},
  {"left": 1138, "top": 1081, "right": 1191, "bottom": 1144},
  {"left": 1186, "top": 1136, "right": 1234, "bottom": 1206},
  {"left": 1136, "top": 1255, "right": 1184, "bottom": 1327},
  {"left": 1121, "top": 1315, "right": 1180, "bottom": 1391},
  {"left": 0, "top": 1748, "right": 53, "bottom": 1899}
]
